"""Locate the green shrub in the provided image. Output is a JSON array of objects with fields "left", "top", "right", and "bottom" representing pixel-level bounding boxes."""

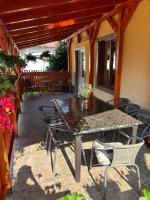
[{"left": 46, "top": 41, "right": 68, "bottom": 71}]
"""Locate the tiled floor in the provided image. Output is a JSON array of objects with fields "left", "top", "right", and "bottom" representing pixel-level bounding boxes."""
[{"left": 7, "top": 93, "right": 150, "bottom": 200}]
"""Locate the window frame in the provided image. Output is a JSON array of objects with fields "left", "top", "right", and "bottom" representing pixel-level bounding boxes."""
[{"left": 95, "top": 33, "right": 118, "bottom": 94}]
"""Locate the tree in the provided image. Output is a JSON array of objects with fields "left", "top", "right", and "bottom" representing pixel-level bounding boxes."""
[{"left": 46, "top": 41, "right": 68, "bottom": 71}]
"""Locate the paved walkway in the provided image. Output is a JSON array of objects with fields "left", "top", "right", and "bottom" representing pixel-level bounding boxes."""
[{"left": 7, "top": 93, "right": 150, "bottom": 200}]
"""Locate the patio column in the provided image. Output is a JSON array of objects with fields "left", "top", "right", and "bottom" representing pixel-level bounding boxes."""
[
  {"left": 114, "top": 4, "right": 138, "bottom": 106},
  {"left": 86, "top": 23, "right": 100, "bottom": 86},
  {"left": 67, "top": 39, "right": 71, "bottom": 73}
]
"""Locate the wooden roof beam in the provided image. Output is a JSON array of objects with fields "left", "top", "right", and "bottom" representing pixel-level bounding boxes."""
[
  {"left": 68, "top": 0, "right": 140, "bottom": 39},
  {"left": 16, "top": 33, "right": 70, "bottom": 45},
  {"left": 12, "top": 24, "right": 85, "bottom": 41},
  {"left": 7, "top": 14, "right": 102, "bottom": 32},
  {"left": 18, "top": 38, "right": 63, "bottom": 49},
  {"left": 15, "top": 31, "right": 75, "bottom": 44},
  {"left": 11, "top": 20, "right": 92, "bottom": 37},
  {"left": 6, "top": 11, "right": 104, "bottom": 31},
  {"left": 14, "top": 29, "right": 79, "bottom": 43},
  {"left": 0, "top": 0, "right": 123, "bottom": 24},
  {"left": 0, "top": 0, "right": 120, "bottom": 14}
]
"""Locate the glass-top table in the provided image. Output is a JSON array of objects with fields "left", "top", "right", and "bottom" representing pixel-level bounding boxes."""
[{"left": 53, "top": 96, "right": 142, "bottom": 182}]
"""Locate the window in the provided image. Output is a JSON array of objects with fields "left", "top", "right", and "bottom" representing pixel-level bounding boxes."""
[{"left": 96, "top": 35, "right": 117, "bottom": 91}]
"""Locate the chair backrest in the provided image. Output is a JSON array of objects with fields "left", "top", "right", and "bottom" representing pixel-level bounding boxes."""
[
  {"left": 126, "top": 103, "right": 140, "bottom": 117},
  {"left": 48, "top": 125, "right": 73, "bottom": 146},
  {"left": 137, "top": 109, "right": 150, "bottom": 138},
  {"left": 111, "top": 137, "right": 144, "bottom": 166},
  {"left": 138, "top": 109, "right": 150, "bottom": 125},
  {"left": 38, "top": 105, "right": 56, "bottom": 117}
]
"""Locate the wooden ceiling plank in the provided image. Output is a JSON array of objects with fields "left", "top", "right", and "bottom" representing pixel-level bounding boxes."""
[
  {"left": 13, "top": 24, "right": 84, "bottom": 41},
  {"left": 6, "top": 11, "right": 104, "bottom": 31},
  {"left": 0, "top": 0, "right": 120, "bottom": 15},
  {"left": 16, "top": 32, "right": 72, "bottom": 44},
  {"left": 0, "top": 0, "right": 123, "bottom": 24},
  {"left": 11, "top": 20, "right": 92, "bottom": 37},
  {"left": 16, "top": 31, "right": 75, "bottom": 44},
  {"left": 8, "top": 14, "right": 102, "bottom": 32},
  {"left": 18, "top": 37, "right": 64, "bottom": 49},
  {"left": 14, "top": 29, "right": 79, "bottom": 43}
]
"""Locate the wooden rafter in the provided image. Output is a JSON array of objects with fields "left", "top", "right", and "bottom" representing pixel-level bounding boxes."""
[
  {"left": 16, "top": 32, "right": 73, "bottom": 45},
  {"left": 107, "top": 17, "right": 118, "bottom": 32},
  {"left": 86, "top": 23, "right": 100, "bottom": 85},
  {"left": 10, "top": 19, "right": 93, "bottom": 37},
  {"left": 13, "top": 24, "right": 85, "bottom": 41},
  {"left": 121, "top": 4, "right": 138, "bottom": 31},
  {"left": 0, "top": 0, "right": 120, "bottom": 15},
  {"left": 0, "top": 0, "right": 120, "bottom": 24},
  {"left": 6, "top": 8, "right": 105, "bottom": 30}
]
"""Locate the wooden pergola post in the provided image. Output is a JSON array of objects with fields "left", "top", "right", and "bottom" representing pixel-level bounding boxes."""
[
  {"left": 86, "top": 23, "right": 100, "bottom": 86},
  {"left": 67, "top": 38, "right": 71, "bottom": 73},
  {"left": 113, "top": 4, "right": 138, "bottom": 106}
]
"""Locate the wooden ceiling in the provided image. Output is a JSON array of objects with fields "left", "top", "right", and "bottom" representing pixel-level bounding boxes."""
[{"left": 0, "top": 0, "right": 126, "bottom": 49}]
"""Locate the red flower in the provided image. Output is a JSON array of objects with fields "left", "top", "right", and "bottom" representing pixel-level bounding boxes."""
[{"left": 0, "top": 97, "right": 15, "bottom": 131}]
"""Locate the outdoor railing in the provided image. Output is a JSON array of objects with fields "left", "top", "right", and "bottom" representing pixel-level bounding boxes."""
[{"left": 22, "top": 71, "right": 71, "bottom": 93}]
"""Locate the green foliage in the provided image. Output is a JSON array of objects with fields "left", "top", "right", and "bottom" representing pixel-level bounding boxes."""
[
  {"left": 25, "top": 53, "right": 37, "bottom": 62},
  {"left": 46, "top": 41, "right": 68, "bottom": 71},
  {"left": 0, "top": 69, "right": 16, "bottom": 97},
  {"left": 80, "top": 84, "right": 93, "bottom": 99},
  {"left": 139, "top": 189, "right": 150, "bottom": 200},
  {"left": 0, "top": 50, "right": 26, "bottom": 69},
  {"left": 58, "top": 192, "right": 86, "bottom": 200}
]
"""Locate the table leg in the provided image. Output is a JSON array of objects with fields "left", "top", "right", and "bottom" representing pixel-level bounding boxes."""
[
  {"left": 132, "top": 126, "right": 138, "bottom": 144},
  {"left": 74, "top": 135, "right": 82, "bottom": 182}
]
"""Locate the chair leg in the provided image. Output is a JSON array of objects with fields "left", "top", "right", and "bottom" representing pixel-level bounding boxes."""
[
  {"left": 53, "top": 148, "right": 57, "bottom": 174},
  {"left": 134, "top": 164, "right": 141, "bottom": 191},
  {"left": 89, "top": 147, "right": 94, "bottom": 170},
  {"left": 48, "top": 135, "right": 52, "bottom": 155},
  {"left": 43, "top": 128, "right": 49, "bottom": 149},
  {"left": 81, "top": 145, "right": 87, "bottom": 166},
  {"left": 104, "top": 166, "right": 109, "bottom": 200}
]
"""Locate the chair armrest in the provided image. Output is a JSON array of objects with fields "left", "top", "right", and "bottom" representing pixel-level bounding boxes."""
[
  {"left": 116, "top": 130, "right": 130, "bottom": 139},
  {"left": 48, "top": 125, "right": 74, "bottom": 133},
  {"left": 127, "top": 136, "right": 143, "bottom": 144},
  {"left": 140, "top": 125, "right": 150, "bottom": 138}
]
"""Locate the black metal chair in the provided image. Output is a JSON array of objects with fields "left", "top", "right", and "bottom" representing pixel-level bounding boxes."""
[
  {"left": 137, "top": 109, "right": 150, "bottom": 139},
  {"left": 107, "top": 98, "right": 129, "bottom": 112},
  {"left": 39, "top": 105, "right": 65, "bottom": 148},
  {"left": 125, "top": 103, "right": 140, "bottom": 118},
  {"left": 38, "top": 105, "right": 59, "bottom": 118},
  {"left": 47, "top": 124, "right": 87, "bottom": 173}
]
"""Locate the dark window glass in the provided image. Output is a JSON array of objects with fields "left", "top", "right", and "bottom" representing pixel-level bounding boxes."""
[{"left": 97, "top": 35, "right": 117, "bottom": 90}]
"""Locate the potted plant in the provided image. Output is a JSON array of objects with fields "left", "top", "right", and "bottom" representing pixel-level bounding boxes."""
[
  {"left": 80, "top": 84, "right": 93, "bottom": 110},
  {"left": 25, "top": 53, "right": 37, "bottom": 62},
  {"left": 40, "top": 50, "right": 51, "bottom": 61},
  {"left": 58, "top": 192, "right": 86, "bottom": 200}
]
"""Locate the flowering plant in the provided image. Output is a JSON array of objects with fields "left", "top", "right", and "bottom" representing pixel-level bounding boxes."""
[
  {"left": 0, "top": 66, "right": 16, "bottom": 131},
  {"left": 80, "top": 84, "right": 93, "bottom": 99},
  {"left": 0, "top": 97, "right": 15, "bottom": 130}
]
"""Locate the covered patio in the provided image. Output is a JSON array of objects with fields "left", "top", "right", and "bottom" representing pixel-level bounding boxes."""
[
  {"left": 7, "top": 93, "right": 150, "bottom": 200},
  {"left": 0, "top": 0, "right": 150, "bottom": 199}
]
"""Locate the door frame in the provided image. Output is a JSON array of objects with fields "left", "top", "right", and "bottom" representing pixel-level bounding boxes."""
[{"left": 74, "top": 46, "right": 86, "bottom": 93}]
